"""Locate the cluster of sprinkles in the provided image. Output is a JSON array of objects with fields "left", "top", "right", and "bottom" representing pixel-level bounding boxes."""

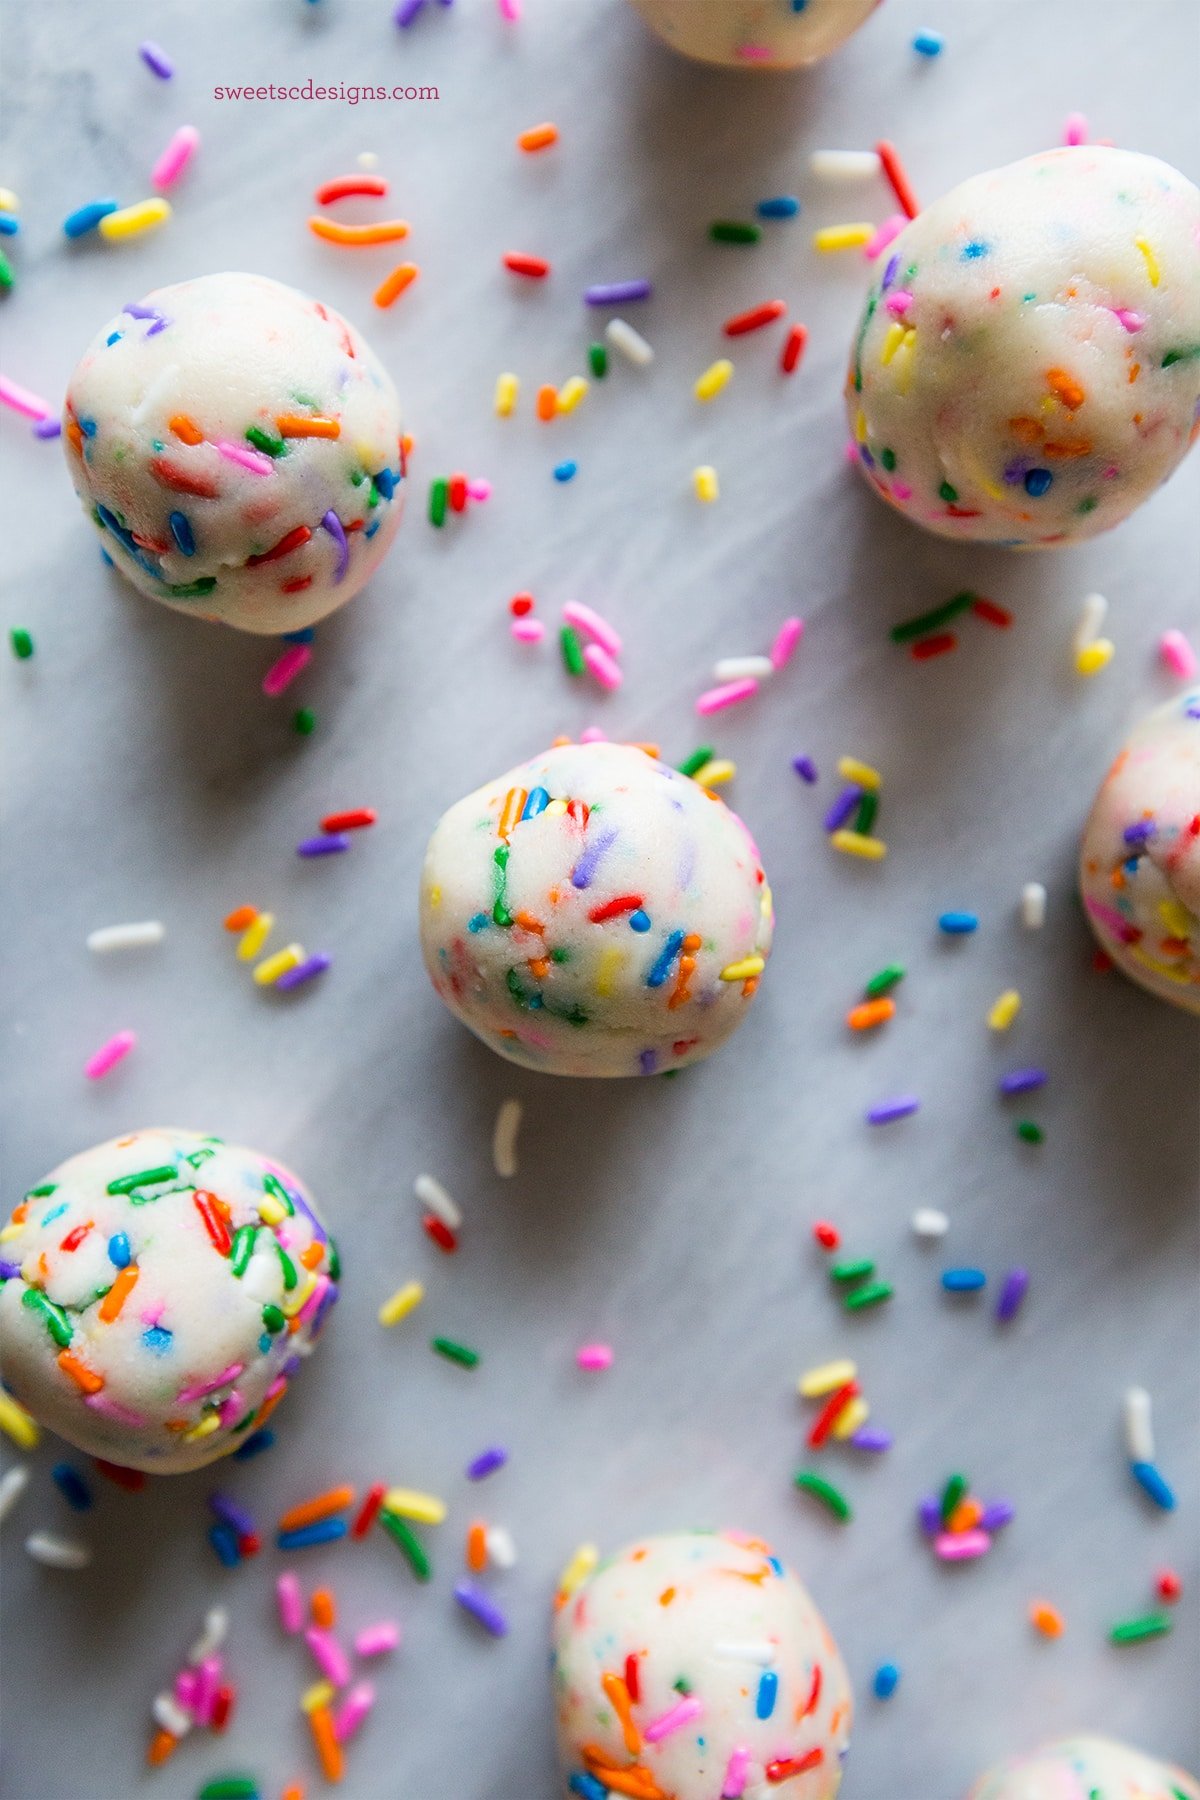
[
  {"left": 890, "top": 589, "right": 1013, "bottom": 661},
  {"left": 222, "top": 903, "right": 330, "bottom": 993},
  {"left": 918, "top": 1473, "right": 1015, "bottom": 1563}
]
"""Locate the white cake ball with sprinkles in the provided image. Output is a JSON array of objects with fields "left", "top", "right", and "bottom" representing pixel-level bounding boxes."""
[
  {"left": 846, "top": 147, "right": 1200, "bottom": 545},
  {"left": 626, "top": 0, "right": 880, "bottom": 68},
  {"left": 966, "top": 1734, "right": 1199, "bottom": 1800},
  {"left": 419, "top": 741, "right": 774, "bottom": 1078},
  {"left": 1080, "top": 686, "right": 1200, "bottom": 1013},
  {"left": 552, "top": 1530, "right": 853, "bottom": 1800},
  {"left": 0, "top": 1129, "right": 339, "bottom": 1473},
  {"left": 63, "top": 271, "right": 405, "bottom": 633}
]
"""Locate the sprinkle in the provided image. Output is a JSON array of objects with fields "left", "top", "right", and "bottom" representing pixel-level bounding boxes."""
[
  {"left": 414, "top": 1173, "right": 462, "bottom": 1231},
  {"left": 757, "top": 195, "right": 800, "bottom": 219},
  {"left": 576, "top": 1343, "right": 613, "bottom": 1370},
  {"left": 864, "top": 215, "right": 906, "bottom": 260},
  {"left": 517, "top": 121, "right": 558, "bottom": 152},
  {"left": 697, "top": 677, "right": 757, "bottom": 715},
  {"left": 942, "top": 1267, "right": 986, "bottom": 1293},
  {"left": 891, "top": 592, "right": 975, "bottom": 643},
  {"left": 486, "top": 1525, "right": 517, "bottom": 1568},
  {"left": 355, "top": 1621, "right": 401, "bottom": 1657},
  {"left": 810, "top": 150, "right": 881, "bottom": 180},
  {"left": 503, "top": 251, "right": 550, "bottom": 279},
  {"left": 999, "top": 1067, "right": 1046, "bottom": 1096},
  {"left": 995, "top": 1269, "right": 1029, "bottom": 1321},
  {"left": 254, "top": 945, "right": 305, "bottom": 986},
  {"left": 9, "top": 627, "right": 34, "bottom": 660},
  {"left": 384, "top": 1488, "right": 446, "bottom": 1525},
  {"left": 1159, "top": 629, "right": 1197, "bottom": 680},
  {"left": 294, "top": 706, "right": 317, "bottom": 735},
  {"left": 780, "top": 322, "right": 808, "bottom": 374},
  {"left": 277, "top": 1518, "right": 348, "bottom": 1552},
  {"left": 0, "top": 1393, "right": 38, "bottom": 1451},
  {"left": 423, "top": 1215, "right": 457, "bottom": 1253},
  {"left": 492, "top": 372, "right": 520, "bottom": 418},
  {"left": 713, "top": 656, "right": 773, "bottom": 683},
  {"left": 98, "top": 198, "right": 171, "bottom": 241},
  {"left": 1134, "top": 236, "right": 1160, "bottom": 287},
  {"left": 695, "top": 359, "right": 734, "bottom": 402},
  {"left": 563, "top": 600, "right": 622, "bottom": 658},
  {"left": 720, "top": 955, "right": 765, "bottom": 982},
  {"left": 694, "top": 465, "right": 719, "bottom": 502},
  {"left": 1110, "top": 1612, "right": 1170, "bottom": 1645},
  {"left": 308, "top": 215, "right": 409, "bottom": 246},
  {"left": 309, "top": 1706, "right": 343, "bottom": 1783},
  {"left": 770, "top": 617, "right": 804, "bottom": 667},
  {"left": 1076, "top": 638, "right": 1114, "bottom": 677},
  {"left": 911, "top": 632, "right": 957, "bottom": 661},
  {"left": 912, "top": 27, "right": 943, "bottom": 55},
  {"left": 836, "top": 756, "right": 881, "bottom": 791},
  {"left": 644, "top": 1696, "right": 703, "bottom": 1744},
  {"left": 432, "top": 1335, "right": 480, "bottom": 1368},
  {"left": 605, "top": 317, "right": 654, "bottom": 365},
  {"left": 62, "top": 198, "right": 119, "bottom": 238},
  {"left": 794, "top": 1471, "right": 852, "bottom": 1521},
  {"left": 558, "top": 377, "right": 589, "bottom": 415},
  {"left": 844, "top": 1281, "right": 893, "bottom": 1311},
  {"left": 25, "top": 1531, "right": 91, "bottom": 1570},
  {"left": 723, "top": 300, "right": 786, "bottom": 337},
  {"left": 873, "top": 1662, "right": 901, "bottom": 1698},
  {"left": 812, "top": 1222, "right": 841, "bottom": 1250},
  {"left": 585, "top": 280, "right": 652, "bottom": 306},
  {"left": 466, "top": 1446, "right": 507, "bottom": 1481},
  {"left": 1029, "top": 1601, "right": 1064, "bottom": 1638},
  {"left": 1156, "top": 1570, "right": 1182, "bottom": 1603},
  {"left": 492, "top": 1098, "right": 522, "bottom": 1178},
  {"left": 1016, "top": 1121, "right": 1044, "bottom": 1144},
  {"left": 862, "top": 964, "right": 904, "bottom": 1000},
  {"left": 939, "top": 911, "right": 978, "bottom": 935},
  {"left": 831, "top": 1258, "right": 874, "bottom": 1284},
  {"left": 279, "top": 1486, "right": 356, "bottom": 1536},
  {"left": 306, "top": 1624, "right": 351, "bottom": 1688},
  {"left": 874, "top": 140, "right": 919, "bottom": 217},
  {"left": 799, "top": 1360, "right": 857, "bottom": 1398},
  {"left": 151, "top": 125, "right": 200, "bottom": 191},
  {"left": 0, "top": 1465, "right": 29, "bottom": 1523},
  {"left": 813, "top": 222, "right": 874, "bottom": 251},
  {"left": 847, "top": 998, "right": 894, "bottom": 1031},
  {"left": 275, "top": 953, "right": 332, "bottom": 991},
  {"left": 138, "top": 39, "right": 174, "bottom": 77},
  {"left": 454, "top": 1580, "right": 508, "bottom": 1636},
  {"left": 83, "top": 1030, "right": 136, "bottom": 1081},
  {"left": 0, "top": 376, "right": 52, "bottom": 420},
  {"left": 51, "top": 1463, "right": 93, "bottom": 1513},
  {"left": 277, "top": 414, "right": 340, "bottom": 441},
  {"left": 88, "top": 918, "right": 165, "bottom": 951},
  {"left": 934, "top": 1529, "right": 990, "bottom": 1561},
  {"left": 583, "top": 642, "right": 622, "bottom": 691},
  {"left": 263, "top": 646, "right": 311, "bottom": 697},
  {"left": 831, "top": 830, "right": 886, "bottom": 860},
  {"left": 1130, "top": 1461, "right": 1176, "bottom": 1511},
  {"left": 1124, "top": 1387, "right": 1155, "bottom": 1463},
  {"left": 555, "top": 1542, "right": 597, "bottom": 1602}
]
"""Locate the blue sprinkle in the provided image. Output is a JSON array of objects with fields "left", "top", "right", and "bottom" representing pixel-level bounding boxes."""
[
  {"left": 40, "top": 1201, "right": 69, "bottom": 1226},
  {"left": 108, "top": 1232, "right": 131, "bottom": 1268},
  {"left": 77, "top": 417, "right": 97, "bottom": 437},
  {"left": 629, "top": 910, "right": 651, "bottom": 933},
  {"left": 168, "top": 510, "right": 195, "bottom": 556},
  {"left": 105, "top": 331, "right": 123, "bottom": 347},
  {"left": 553, "top": 461, "right": 577, "bottom": 483},
  {"left": 569, "top": 1777, "right": 608, "bottom": 1800},
  {"left": 792, "top": 755, "right": 818, "bottom": 783},
  {"left": 521, "top": 787, "right": 550, "bottom": 821},
  {"left": 282, "top": 626, "right": 316, "bottom": 644},
  {"left": 938, "top": 911, "right": 978, "bottom": 935},
  {"left": 873, "top": 1661, "right": 901, "bottom": 1699},
  {"left": 1024, "top": 468, "right": 1053, "bottom": 497},
  {"left": 364, "top": 517, "right": 381, "bottom": 539},
  {"left": 52, "top": 1463, "right": 93, "bottom": 1512},
  {"left": 374, "top": 466, "right": 397, "bottom": 500},
  {"left": 208, "top": 1522, "right": 242, "bottom": 1567},
  {"left": 467, "top": 912, "right": 490, "bottom": 933},
  {"left": 209, "top": 1492, "right": 256, "bottom": 1536},
  {"left": 912, "top": 28, "right": 943, "bottom": 55},
  {"left": 756, "top": 1669, "right": 779, "bottom": 1719},
  {"left": 233, "top": 1427, "right": 275, "bottom": 1462},
  {"left": 62, "top": 198, "right": 119, "bottom": 239},
  {"left": 277, "top": 1517, "right": 348, "bottom": 1551},
  {"left": 757, "top": 195, "right": 800, "bottom": 220},
  {"left": 942, "top": 1267, "right": 987, "bottom": 1293},
  {"left": 142, "top": 1325, "right": 173, "bottom": 1354},
  {"left": 0, "top": 212, "right": 20, "bottom": 236},
  {"left": 258, "top": 1334, "right": 272, "bottom": 1353},
  {"left": 766, "top": 1555, "right": 784, "bottom": 1577},
  {"left": 646, "top": 928, "right": 685, "bottom": 988},
  {"left": 960, "top": 240, "right": 989, "bottom": 260},
  {"left": 1130, "top": 1460, "right": 1176, "bottom": 1511}
]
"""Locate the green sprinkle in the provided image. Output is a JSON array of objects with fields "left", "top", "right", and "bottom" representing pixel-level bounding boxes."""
[
  {"left": 167, "top": 577, "right": 217, "bottom": 598},
  {"left": 432, "top": 1335, "right": 480, "bottom": 1368},
  {"left": 830, "top": 1258, "right": 875, "bottom": 1284},
  {"left": 1109, "top": 1612, "right": 1171, "bottom": 1645},
  {"left": 843, "top": 1281, "right": 893, "bottom": 1311},
  {"left": 429, "top": 477, "right": 448, "bottom": 527},
  {"left": 263, "top": 1174, "right": 295, "bottom": 1215},
  {"left": 228, "top": 1224, "right": 257, "bottom": 1278},
  {"left": 26, "top": 1183, "right": 57, "bottom": 1199},
  {"left": 940, "top": 1472, "right": 968, "bottom": 1524},
  {"left": 864, "top": 963, "right": 905, "bottom": 999},
  {"left": 0, "top": 249, "right": 14, "bottom": 292},
  {"left": 1016, "top": 1120, "right": 1044, "bottom": 1143},
  {"left": 890, "top": 593, "right": 975, "bottom": 645},
  {"left": 326, "top": 1237, "right": 340, "bottom": 1281},
  {"left": 588, "top": 342, "right": 608, "bottom": 378},
  {"left": 9, "top": 628, "right": 34, "bottom": 660},
  {"left": 293, "top": 706, "right": 316, "bottom": 735},
  {"left": 560, "top": 624, "right": 585, "bottom": 677},
  {"left": 106, "top": 1165, "right": 177, "bottom": 1196},
  {"left": 710, "top": 220, "right": 761, "bottom": 245},
  {"left": 244, "top": 425, "right": 286, "bottom": 457},
  {"left": 794, "top": 1470, "right": 852, "bottom": 1521},
  {"left": 854, "top": 791, "right": 878, "bottom": 835},
  {"left": 677, "top": 745, "right": 715, "bottom": 778},
  {"left": 938, "top": 480, "right": 958, "bottom": 503},
  {"left": 261, "top": 1304, "right": 286, "bottom": 1333},
  {"left": 879, "top": 447, "right": 896, "bottom": 471},
  {"left": 1162, "top": 347, "right": 1200, "bottom": 367},
  {"left": 22, "top": 1286, "right": 73, "bottom": 1347},
  {"left": 276, "top": 1244, "right": 298, "bottom": 1291},
  {"left": 199, "top": 1780, "right": 261, "bottom": 1800},
  {"left": 378, "top": 1507, "right": 432, "bottom": 1579},
  {"left": 492, "top": 842, "right": 513, "bottom": 928}
]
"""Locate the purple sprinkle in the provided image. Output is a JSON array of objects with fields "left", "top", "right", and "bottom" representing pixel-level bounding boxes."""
[
  {"left": 999, "top": 1067, "right": 1047, "bottom": 1096},
  {"left": 1122, "top": 818, "right": 1155, "bottom": 845},
  {"left": 297, "top": 834, "right": 350, "bottom": 858},
  {"left": 0, "top": 1258, "right": 21, "bottom": 1281},
  {"left": 851, "top": 1426, "right": 893, "bottom": 1452},
  {"left": 881, "top": 253, "right": 900, "bottom": 291},
  {"left": 792, "top": 755, "right": 818, "bottom": 784},
  {"left": 979, "top": 1500, "right": 1015, "bottom": 1532},
  {"left": 123, "top": 302, "right": 157, "bottom": 320},
  {"left": 917, "top": 1497, "right": 941, "bottom": 1535},
  {"left": 208, "top": 1492, "right": 256, "bottom": 1536},
  {"left": 321, "top": 510, "right": 349, "bottom": 584},
  {"left": 274, "top": 952, "right": 333, "bottom": 991},
  {"left": 33, "top": 418, "right": 62, "bottom": 439},
  {"left": 570, "top": 827, "right": 616, "bottom": 890},
  {"left": 638, "top": 1048, "right": 658, "bottom": 1075},
  {"left": 584, "top": 280, "right": 653, "bottom": 306},
  {"left": 867, "top": 1095, "right": 920, "bottom": 1125},
  {"left": 138, "top": 39, "right": 174, "bottom": 78},
  {"left": 145, "top": 316, "right": 170, "bottom": 337},
  {"left": 454, "top": 1580, "right": 508, "bottom": 1636},
  {"left": 466, "top": 1446, "right": 508, "bottom": 1481},
  {"left": 823, "top": 784, "right": 862, "bottom": 832},
  {"left": 995, "top": 1267, "right": 1029, "bottom": 1322},
  {"left": 393, "top": 0, "right": 427, "bottom": 22}
]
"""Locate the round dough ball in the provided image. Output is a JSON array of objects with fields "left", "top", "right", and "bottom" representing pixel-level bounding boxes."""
[
  {"left": 63, "top": 271, "right": 405, "bottom": 633},
  {"left": 846, "top": 147, "right": 1200, "bottom": 545},
  {"left": 1080, "top": 686, "right": 1200, "bottom": 1012},
  {"left": 419, "top": 741, "right": 774, "bottom": 1077},
  {"left": 966, "top": 1735, "right": 1200, "bottom": 1800},
  {"left": 626, "top": 0, "right": 879, "bottom": 68},
  {"left": 553, "top": 1530, "right": 852, "bottom": 1800},
  {"left": 0, "top": 1129, "right": 339, "bottom": 1472}
]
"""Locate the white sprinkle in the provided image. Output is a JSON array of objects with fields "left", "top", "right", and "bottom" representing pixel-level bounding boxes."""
[
  {"left": 357, "top": 151, "right": 380, "bottom": 170},
  {"left": 25, "top": 1530, "right": 91, "bottom": 1569},
  {"left": 810, "top": 149, "right": 882, "bottom": 180},
  {"left": 912, "top": 1207, "right": 949, "bottom": 1238},
  {"left": 1072, "top": 591, "right": 1108, "bottom": 655},
  {"left": 414, "top": 1172, "right": 462, "bottom": 1230},
  {"left": 712, "top": 655, "right": 774, "bottom": 684},
  {"left": 713, "top": 1640, "right": 777, "bottom": 1665},
  {"left": 485, "top": 1524, "right": 517, "bottom": 1568},
  {"left": 0, "top": 1465, "right": 30, "bottom": 1526},
  {"left": 187, "top": 1604, "right": 229, "bottom": 1665},
  {"left": 152, "top": 1692, "right": 193, "bottom": 1738},
  {"left": 1021, "top": 882, "right": 1047, "bottom": 930},
  {"left": 1123, "top": 1386, "right": 1154, "bottom": 1464},
  {"left": 87, "top": 919, "right": 166, "bottom": 953},
  {"left": 605, "top": 317, "right": 654, "bottom": 366},
  {"left": 492, "top": 1098, "right": 522, "bottom": 1179}
]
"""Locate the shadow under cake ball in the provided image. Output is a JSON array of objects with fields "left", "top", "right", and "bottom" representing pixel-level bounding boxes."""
[
  {"left": 63, "top": 271, "right": 405, "bottom": 633},
  {"left": 966, "top": 1735, "right": 1199, "bottom": 1799},
  {"left": 0, "top": 1129, "right": 339, "bottom": 1473},
  {"left": 625, "top": 0, "right": 880, "bottom": 68},
  {"left": 846, "top": 146, "right": 1200, "bottom": 544},
  {"left": 1080, "top": 685, "right": 1200, "bottom": 1012},
  {"left": 419, "top": 741, "right": 774, "bottom": 1077},
  {"left": 552, "top": 1530, "right": 852, "bottom": 1799}
]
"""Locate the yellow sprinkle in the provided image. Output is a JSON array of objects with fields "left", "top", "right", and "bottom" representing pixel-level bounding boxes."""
[
  {"left": 1075, "top": 638, "right": 1114, "bottom": 677},
  {"left": 880, "top": 322, "right": 906, "bottom": 366},
  {"left": 1134, "top": 236, "right": 1160, "bottom": 288},
  {"left": 544, "top": 798, "right": 569, "bottom": 817},
  {"left": 0, "top": 188, "right": 19, "bottom": 214},
  {"left": 301, "top": 1681, "right": 335, "bottom": 1715},
  {"left": 831, "top": 1396, "right": 870, "bottom": 1440},
  {"left": 556, "top": 1541, "right": 598, "bottom": 1602},
  {"left": 720, "top": 955, "right": 765, "bottom": 982},
  {"left": 594, "top": 944, "right": 626, "bottom": 999},
  {"left": 379, "top": 1280, "right": 424, "bottom": 1327},
  {"left": 836, "top": 756, "right": 881, "bottom": 791},
  {"left": 0, "top": 1221, "right": 26, "bottom": 1243},
  {"left": 798, "top": 1358, "right": 857, "bottom": 1398},
  {"left": 258, "top": 1195, "right": 287, "bottom": 1226},
  {"left": 854, "top": 407, "right": 868, "bottom": 444},
  {"left": 98, "top": 197, "right": 172, "bottom": 241},
  {"left": 693, "top": 465, "right": 719, "bottom": 503},
  {"left": 830, "top": 829, "right": 887, "bottom": 860},
  {"left": 427, "top": 885, "right": 442, "bottom": 909},
  {"left": 1130, "top": 945, "right": 1192, "bottom": 985},
  {"left": 0, "top": 1392, "right": 40, "bottom": 1451},
  {"left": 253, "top": 943, "right": 304, "bottom": 987},
  {"left": 282, "top": 1271, "right": 318, "bottom": 1318},
  {"left": 987, "top": 989, "right": 1022, "bottom": 1031},
  {"left": 694, "top": 359, "right": 733, "bottom": 402},
  {"left": 183, "top": 1413, "right": 221, "bottom": 1443},
  {"left": 557, "top": 375, "right": 589, "bottom": 414},
  {"left": 494, "top": 372, "right": 519, "bottom": 418},
  {"left": 760, "top": 883, "right": 773, "bottom": 921},
  {"left": 1159, "top": 897, "right": 1194, "bottom": 939},
  {"left": 236, "top": 912, "right": 274, "bottom": 962},
  {"left": 813, "top": 222, "right": 873, "bottom": 251},
  {"left": 383, "top": 1487, "right": 447, "bottom": 1525},
  {"left": 693, "top": 758, "right": 736, "bottom": 789}
]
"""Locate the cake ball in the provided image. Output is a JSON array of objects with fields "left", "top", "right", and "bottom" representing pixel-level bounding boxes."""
[
  {"left": 626, "top": 0, "right": 879, "bottom": 68},
  {"left": 63, "top": 271, "right": 405, "bottom": 633},
  {"left": 553, "top": 1530, "right": 852, "bottom": 1799},
  {"left": 419, "top": 741, "right": 774, "bottom": 1077},
  {"left": 0, "top": 1129, "right": 339, "bottom": 1472},
  {"left": 966, "top": 1734, "right": 1199, "bottom": 1800},
  {"left": 1080, "top": 687, "right": 1200, "bottom": 1013},
  {"left": 846, "top": 147, "right": 1200, "bottom": 545}
]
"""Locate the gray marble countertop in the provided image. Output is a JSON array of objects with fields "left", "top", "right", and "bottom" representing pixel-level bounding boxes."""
[{"left": 1, "top": 2, "right": 1197, "bottom": 1797}]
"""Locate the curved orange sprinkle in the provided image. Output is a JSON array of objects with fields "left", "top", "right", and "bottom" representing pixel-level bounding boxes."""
[
  {"left": 308, "top": 214, "right": 408, "bottom": 246},
  {"left": 498, "top": 787, "right": 527, "bottom": 840},
  {"left": 276, "top": 415, "right": 340, "bottom": 439},
  {"left": 601, "top": 1673, "right": 641, "bottom": 1756},
  {"left": 374, "top": 262, "right": 419, "bottom": 309},
  {"left": 57, "top": 1349, "right": 104, "bottom": 1394},
  {"left": 99, "top": 1264, "right": 139, "bottom": 1322},
  {"left": 169, "top": 414, "right": 203, "bottom": 445}
]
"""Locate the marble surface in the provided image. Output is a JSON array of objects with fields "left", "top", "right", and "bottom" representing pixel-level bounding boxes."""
[{"left": 1, "top": 2, "right": 1198, "bottom": 1797}]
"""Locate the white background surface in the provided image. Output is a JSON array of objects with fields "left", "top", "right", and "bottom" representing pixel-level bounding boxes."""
[{"left": 1, "top": 2, "right": 1198, "bottom": 1797}]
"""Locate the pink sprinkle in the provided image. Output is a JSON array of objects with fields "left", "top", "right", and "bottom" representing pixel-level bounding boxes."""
[
  {"left": 722, "top": 1746, "right": 751, "bottom": 1799},
  {"left": 843, "top": 438, "right": 860, "bottom": 465},
  {"left": 297, "top": 1273, "right": 330, "bottom": 1324},
  {"left": 1085, "top": 894, "right": 1140, "bottom": 945},
  {"left": 696, "top": 676, "right": 758, "bottom": 716},
  {"left": 84, "top": 1391, "right": 147, "bottom": 1425},
  {"left": 1159, "top": 629, "right": 1197, "bottom": 680},
  {"left": 84, "top": 1029, "right": 136, "bottom": 1081},
  {"left": 579, "top": 726, "right": 607, "bottom": 743},
  {"left": 276, "top": 1571, "right": 303, "bottom": 1635},
  {"left": 863, "top": 213, "right": 905, "bottom": 260},
  {"left": 934, "top": 1528, "right": 992, "bottom": 1561},
  {"left": 174, "top": 1667, "right": 199, "bottom": 1712},
  {"left": 354, "top": 1621, "right": 401, "bottom": 1658},
  {"left": 216, "top": 439, "right": 273, "bottom": 475},
  {"left": 564, "top": 600, "right": 623, "bottom": 658},
  {"left": 0, "top": 375, "right": 52, "bottom": 421},
  {"left": 1111, "top": 307, "right": 1145, "bottom": 333},
  {"left": 217, "top": 1388, "right": 247, "bottom": 1429},
  {"left": 644, "top": 1695, "right": 703, "bottom": 1743},
  {"left": 498, "top": 0, "right": 520, "bottom": 18},
  {"left": 192, "top": 1655, "right": 221, "bottom": 1724},
  {"left": 885, "top": 289, "right": 914, "bottom": 317},
  {"left": 151, "top": 124, "right": 200, "bottom": 191},
  {"left": 510, "top": 616, "right": 545, "bottom": 644},
  {"left": 769, "top": 616, "right": 804, "bottom": 670},
  {"left": 583, "top": 641, "right": 623, "bottom": 692},
  {"left": 576, "top": 1343, "right": 614, "bottom": 1370},
  {"left": 262, "top": 643, "right": 312, "bottom": 697},
  {"left": 467, "top": 478, "right": 492, "bottom": 501},
  {"left": 1062, "top": 111, "right": 1088, "bottom": 146},
  {"left": 177, "top": 1364, "right": 243, "bottom": 1404},
  {"left": 306, "top": 1625, "right": 351, "bottom": 1688},
  {"left": 735, "top": 42, "right": 773, "bottom": 61},
  {"left": 333, "top": 1680, "right": 375, "bottom": 1743},
  {"left": 892, "top": 480, "right": 913, "bottom": 501}
]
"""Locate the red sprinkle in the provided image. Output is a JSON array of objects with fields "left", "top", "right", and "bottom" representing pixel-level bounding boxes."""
[
  {"left": 281, "top": 575, "right": 313, "bottom": 594},
  {"left": 351, "top": 1482, "right": 387, "bottom": 1540},
  {"left": 911, "top": 632, "right": 957, "bottom": 661},
  {"left": 423, "top": 1214, "right": 457, "bottom": 1254},
  {"left": 723, "top": 300, "right": 786, "bottom": 338},
  {"left": 768, "top": 1749, "right": 824, "bottom": 1782},
  {"left": 802, "top": 1664, "right": 822, "bottom": 1717},
  {"left": 59, "top": 1223, "right": 93, "bottom": 1252},
  {"left": 237, "top": 1532, "right": 261, "bottom": 1558},
  {"left": 781, "top": 323, "right": 808, "bottom": 374},
  {"left": 314, "top": 174, "right": 389, "bottom": 205},
  {"left": 448, "top": 473, "right": 468, "bottom": 513},
  {"left": 510, "top": 593, "right": 534, "bottom": 616},
  {"left": 807, "top": 1380, "right": 860, "bottom": 1449},
  {"left": 875, "top": 139, "right": 920, "bottom": 219},
  {"left": 321, "top": 808, "right": 376, "bottom": 833},
  {"left": 1157, "top": 1568, "right": 1182, "bottom": 1602},
  {"left": 1092, "top": 947, "right": 1114, "bottom": 973},
  {"left": 971, "top": 597, "right": 1013, "bottom": 629},
  {"left": 193, "top": 1191, "right": 233, "bottom": 1256},
  {"left": 813, "top": 1221, "right": 840, "bottom": 1251},
  {"left": 503, "top": 252, "right": 550, "bottom": 279},
  {"left": 211, "top": 1684, "right": 236, "bottom": 1731},
  {"left": 246, "top": 525, "right": 312, "bottom": 568},
  {"left": 588, "top": 894, "right": 644, "bottom": 924},
  {"left": 150, "top": 458, "right": 220, "bottom": 500},
  {"left": 93, "top": 1459, "right": 146, "bottom": 1491},
  {"left": 624, "top": 1652, "right": 640, "bottom": 1704}
]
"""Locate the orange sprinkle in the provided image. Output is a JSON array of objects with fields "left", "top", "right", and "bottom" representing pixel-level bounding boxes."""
[
  {"left": 601, "top": 1672, "right": 641, "bottom": 1756},
  {"left": 307, "top": 215, "right": 409, "bottom": 247},
  {"left": 57, "top": 1349, "right": 104, "bottom": 1395},
  {"left": 374, "top": 262, "right": 420, "bottom": 309},
  {"left": 300, "top": 1242, "right": 324, "bottom": 1270},
  {"left": 1008, "top": 416, "right": 1044, "bottom": 445},
  {"left": 847, "top": 997, "right": 896, "bottom": 1030},
  {"left": 1042, "top": 440, "right": 1092, "bottom": 459},
  {"left": 498, "top": 787, "right": 527, "bottom": 840},
  {"left": 947, "top": 1496, "right": 984, "bottom": 1535},
  {"left": 169, "top": 413, "right": 204, "bottom": 445},
  {"left": 514, "top": 911, "right": 546, "bottom": 935},
  {"left": 630, "top": 742, "right": 661, "bottom": 759},
  {"left": 529, "top": 957, "right": 551, "bottom": 980},
  {"left": 146, "top": 1729, "right": 178, "bottom": 1767},
  {"left": 223, "top": 904, "right": 257, "bottom": 933},
  {"left": 466, "top": 1521, "right": 488, "bottom": 1572},
  {"left": 278, "top": 1485, "right": 356, "bottom": 1534},
  {"left": 282, "top": 1788, "right": 306, "bottom": 1800},
  {"left": 277, "top": 414, "right": 341, "bottom": 440},
  {"left": 742, "top": 977, "right": 760, "bottom": 998},
  {"left": 517, "top": 121, "right": 559, "bottom": 152},
  {"left": 658, "top": 1586, "right": 676, "bottom": 1607},
  {"left": 65, "top": 419, "right": 84, "bottom": 454},
  {"left": 668, "top": 953, "right": 696, "bottom": 1011},
  {"left": 98, "top": 1263, "right": 139, "bottom": 1322},
  {"left": 311, "top": 1587, "right": 336, "bottom": 1630},
  {"left": 536, "top": 383, "right": 558, "bottom": 422},
  {"left": 11, "top": 1202, "right": 28, "bottom": 1224},
  {"left": 309, "top": 1705, "right": 344, "bottom": 1783},
  {"left": 1046, "top": 368, "right": 1085, "bottom": 410},
  {"left": 1030, "top": 1600, "right": 1065, "bottom": 1638}
]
